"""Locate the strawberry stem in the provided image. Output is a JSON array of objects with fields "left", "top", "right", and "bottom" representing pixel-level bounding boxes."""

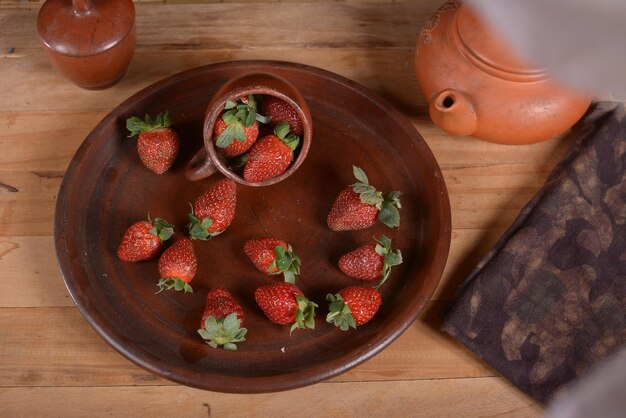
[
  {"left": 373, "top": 235, "right": 403, "bottom": 289},
  {"left": 326, "top": 293, "right": 357, "bottom": 331},
  {"left": 273, "top": 244, "right": 301, "bottom": 284},
  {"left": 126, "top": 111, "right": 171, "bottom": 137},
  {"left": 187, "top": 204, "right": 216, "bottom": 240},
  {"left": 197, "top": 313, "right": 247, "bottom": 350},
  {"left": 290, "top": 295, "right": 318, "bottom": 334},
  {"left": 274, "top": 122, "right": 300, "bottom": 151},
  {"left": 156, "top": 277, "right": 193, "bottom": 294},
  {"left": 147, "top": 214, "right": 174, "bottom": 242}
]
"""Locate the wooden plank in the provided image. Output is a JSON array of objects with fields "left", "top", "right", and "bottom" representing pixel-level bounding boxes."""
[
  {"left": 0, "top": 171, "right": 62, "bottom": 237},
  {"left": 0, "top": 0, "right": 402, "bottom": 11},
  {"left": 0, "top": 3, "right": 435, "bottom": 51},
  {"left": 0, "top": 236, "right": 71, "bottom": 307},
  {"left": 0, "top": 379, "right": 541, "bottom": 417},
  {"left": 0, "top": 303, "right": 495, "bottom": 387},
  {"left": 0, "top": 112, "right": 574, "bottom": 172},
  {"left": 0, "top": 111, "right": 105, "bottom": 172},
  {"left": 0, "top": 49, "right": 427, "bottom": 113}
]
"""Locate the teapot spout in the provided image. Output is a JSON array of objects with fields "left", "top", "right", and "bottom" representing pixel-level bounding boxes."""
[{"left": 428, "top": 89, "right": 477, "bottom": 136}]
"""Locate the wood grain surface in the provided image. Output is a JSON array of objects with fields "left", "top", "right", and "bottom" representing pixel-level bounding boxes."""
[{"left": 0, "top": 0, "right": 565, "bottom": 416}]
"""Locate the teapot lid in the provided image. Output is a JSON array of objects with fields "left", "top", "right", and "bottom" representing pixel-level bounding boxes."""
[
  {"left": 37, "top": 0, "right": 135, "bottom": 57},
  {"left": 455, "top": 5, "right": 546, "bottom": 80}
]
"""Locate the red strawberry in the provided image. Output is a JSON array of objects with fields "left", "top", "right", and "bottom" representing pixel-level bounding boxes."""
[
  {"left": 188, "top": 178, "right": 237, "bottom": 240},
  {"left": 244, "top": 238, "right": 301, "bottom": 283},
  {"left": 327, "top": 166, "right": 401, "bottom": 231},
  {"left": 126, "top": 112, "right": 179, "bottom": 174},
  {"left": 197, "top": 288, "right": 247, "bottom": 351},
  {"left": 326, "top": 286, "right": 381, "bottom": 330},
  {"left": 254, "top": 282, "right": 317, "bottom": 333},
  {"left": 157, "top": 237, "right": 197, "bottom": 293},
  {"left": 260, "top": 95, "right": 304, "bottom": 136},
  {"left": 243, "top": 122, "right": 300, "bottom": 183},
  {"left": 213, "top": 115, "right": 259, "bottom": 158},
  {"left": 338, "top": 235, "right": 402, "bottom": 288},
  {"left": 117, "top": 215, "right": 174, "bottom": 262},
  {"left": 213, "top": 96, "right": 270, "bottom": 158}
]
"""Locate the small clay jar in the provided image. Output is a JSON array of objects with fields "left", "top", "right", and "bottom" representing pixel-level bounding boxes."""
[
  {"left": 37, "top": 0, "right": 136, "bottom": 90},
  {"left": 415, "top": 1, "right": 591, "bottom": 144},
  {"left": 185, "top": 72, "right": 313, "bottom": 186}
]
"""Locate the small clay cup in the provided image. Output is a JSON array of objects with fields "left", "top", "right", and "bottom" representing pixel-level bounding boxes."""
[
  {"left": 185, "top": 72, "right": 312, "bottom": 186},
  {"left": 37, "top": 0, "right": 136, "bottom": 90}
]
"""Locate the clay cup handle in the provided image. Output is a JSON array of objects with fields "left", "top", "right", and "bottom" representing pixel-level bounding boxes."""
[{"left": 185, "top": 147, "right": 218, "bottom": 181}]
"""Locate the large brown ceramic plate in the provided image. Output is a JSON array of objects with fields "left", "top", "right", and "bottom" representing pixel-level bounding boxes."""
[{"left": 55, "top": 60, "right": 451, "bottom": 393}]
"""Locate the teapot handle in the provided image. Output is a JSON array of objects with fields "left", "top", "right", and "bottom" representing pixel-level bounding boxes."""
[{"left": 429, "top": 89, "right": 477, "bottom": 137}]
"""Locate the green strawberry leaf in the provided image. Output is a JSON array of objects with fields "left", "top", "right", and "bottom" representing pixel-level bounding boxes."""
[
  {"left": 359, "top": 190, "right": 384, "bottom": 208},
  {"left": 290, "top": 295, "right": 317, "bottom": 334},
  {"left": 234, "top": 109, "right": 248, "bottom": 122},
  {"left": 224, "top": 100, "right": 237, "bottom": 110},
  {"left": 222, "top": 109, "right": 239, "bottom": 125},
  {"left": 150, "top": 217, "right": 175, "bottom": 242},
  {"left": 326, "top": 293, "right": 357, "bottom": 331},
  {"left": 384, "top": 250, "right": 403, "bottom": 266},
  {"left": 274, "top": 121, "right": 290, "bottom": 139},
  {"left": 283, "top": 270, "right": 296, "bottom": 284},
  {"left": 352, "top": 166, "right": 369, "bottom": 185},
  {"left": 352, "top": 183, "right": 375, "bottom": 194},
  {"left": 378, "top": 201, "right": 400, "bottom": 228},
  {"left": 244, "top": 109, "right": 257, "bottom": 127},
  {"left": 283, "top": 134, "right": 300, "bottom": 151},
  {"left": 255, "top": 113, "right": 272, "bottom": 124},
  {"left": 384, "top": 191, "right": 402, "bottom": 208},
  {"left": 188, "top": 207, "right": 213, "bottom": 241},
  {"left": 156, "top": 278, "right": 193, "bottom": 294},
  {"left": 197, "top": 313, "right": 247, "bottom": 350},
  {"left": 216, "top": 119, "right": 246, "bottom": 146},
  {"left": 274, "top": 244, "right": 286, "bottom": 260},
  {"left": 274, "top": 244, "right": 301, "bottom": 283},
  {"left": 126, "top": 112, "right": 171, "bottom": 137}
]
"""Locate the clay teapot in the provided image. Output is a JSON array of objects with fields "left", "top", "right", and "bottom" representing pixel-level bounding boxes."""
[{"left": 415, "top": 1, "right": 591, "bottom": 144}]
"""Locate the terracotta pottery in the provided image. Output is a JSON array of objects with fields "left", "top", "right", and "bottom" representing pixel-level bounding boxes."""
[
  {"left": 55, "top": 60, "right": 451, "bottom": 393},
  {"left": 37, "top": 0, "right": 136, "bottom": 90},
  {"left": 185, "top": 72, "right": 313, "bottom": 186},
  {"left": 415, "top": 1, "right": 591, "bottom": 144}
]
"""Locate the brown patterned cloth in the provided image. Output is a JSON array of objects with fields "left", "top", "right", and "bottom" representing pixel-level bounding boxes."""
[{"left": 441, "top": 101, "right": 626, "bottom": 403}]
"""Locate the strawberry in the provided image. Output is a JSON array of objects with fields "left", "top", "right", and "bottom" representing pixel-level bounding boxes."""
[
  {"left": 259, "top": 95, "right": 304, "bottom": 136},
  {"left": 213, "top": 96, "right": 270, "bottom": 158},
  {"left": 197, "top": 288, "right": 247, "bottom": 351},
  {"left": 326, "top": 286, "right": 381, "bottom": 330},
  {"left": 117, "top": 215, "right": 174, "bottom": 262},
  {"left": 243, "top": 122, "right": 300, "bottom": 183},
  {"left": 157, "top": 237, "right": 197, "bottom": 293},
  {"left": 338, "top": 235, "right": 402, "bottom": 288},
  {"left": 254, "top": 282, "right": 317, "bottom": 333},
  {"left": 188, "top": 178, "right": 237, "bottom": 240},
  {"left": 244, "top": 238, "right": 301, "bottom": 284},
  {"left": 126, "top": 112, "right": 179, "bottom": 174},
  {"left": 327, "top": 166, "right": 401, "bottom": 231}
]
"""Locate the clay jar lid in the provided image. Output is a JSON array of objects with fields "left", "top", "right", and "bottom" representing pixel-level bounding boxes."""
[
  {"left": 38, "top": 0, "right": 135, "bottom": 57},
  {"left": 454, "top": 5, "right": 546, "bottom": 81}
]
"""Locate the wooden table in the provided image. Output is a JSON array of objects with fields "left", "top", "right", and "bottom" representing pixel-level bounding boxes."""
[{"left": 0, "top": 1, "right": 568, "bottom": 416}]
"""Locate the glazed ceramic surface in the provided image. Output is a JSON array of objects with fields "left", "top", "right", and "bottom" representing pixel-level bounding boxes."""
[
  {"left": 55, "top": 61, "right": 451, "bottom": 393},
  {"left": 37, "top": 0, "right": 135, "bottom": 89},
  {"left": 416, "top": 1, "right": 591, "bottom": 144}
]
